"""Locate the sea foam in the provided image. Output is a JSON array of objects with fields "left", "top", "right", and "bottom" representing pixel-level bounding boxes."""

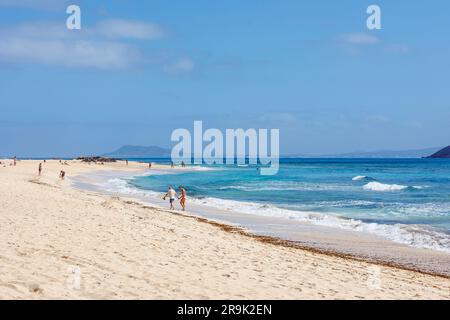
[
  {"left": 352, "top": 175, "right": 369, "bottom": 181},
  {"left": 362, "top": 181, "right": 419, "bottom": 192}
]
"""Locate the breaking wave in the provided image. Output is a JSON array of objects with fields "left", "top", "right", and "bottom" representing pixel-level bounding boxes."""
[{"left": 363, "top": 181, "right": 425, "bottom": 192}]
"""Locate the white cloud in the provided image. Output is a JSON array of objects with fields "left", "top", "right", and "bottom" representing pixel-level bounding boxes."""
[
  {"left": 96, "top": 19, "right": 166, "bottom": 40},
  {"left": 0, "top": 37, "right": 141, "bottom": 69},
  {"left": 163, "top": 57, "right": 194, "bottom": 74},
  {"left": 4, "top": 22, "right": 78, "bottom": 39},
  {"left": 0, "top": 21, "right": 191, "bottom": 72},
  {"left": 338, "top": 33, "right": 409, "bottom": 56},
  {"left": 3, "top": 20, "right": 166, "bottom": 41},
  {"left": 340, "top": 33, "right": 379, "bottom": 45},
  {"left": 0, "top": 22, "right": 142, "bottom": 69}
]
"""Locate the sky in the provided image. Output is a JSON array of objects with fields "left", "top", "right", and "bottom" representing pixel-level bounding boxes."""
[{"left": 0, "top": 0, "right": 449, "bottom": 157}]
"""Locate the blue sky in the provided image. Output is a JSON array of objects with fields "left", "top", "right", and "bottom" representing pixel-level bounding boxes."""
[{"left": 0, "top": 0, "right": 449, "bottom": 157}]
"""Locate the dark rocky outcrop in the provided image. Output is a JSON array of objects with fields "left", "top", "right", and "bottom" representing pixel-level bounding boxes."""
[
  {"left": 76, "top": 156, "right": 117, "bottom": 163},
  {"left": 426, "top": 146, "right": 450, "bottom": 158}
]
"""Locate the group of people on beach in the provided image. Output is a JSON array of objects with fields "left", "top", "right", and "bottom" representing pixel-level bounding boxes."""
[
  {"left": 170, "top": 161, "right": 186, "bottom": 168},
  {"left": 163, "top": 186, "right": 187, "bottom": 211},
  {"left": 8, "top": 157, "right": 186, "bottom": 210},
  {"left": 36, "top": 161, "right": 66, "bottom": 180},
  {"left": 0, "top": 156, "right": 16, "bottom": 167}
]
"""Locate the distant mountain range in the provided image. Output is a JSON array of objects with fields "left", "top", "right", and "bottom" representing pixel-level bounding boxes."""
[
  {"left": 285, "top": 147, "right": 443, "bottom": 158},
  {"left": 102, "top": 145, "right": 446, "bottom": 159},
  {"left": 103, "top": 145, "right": 171, "bottom": 158}
]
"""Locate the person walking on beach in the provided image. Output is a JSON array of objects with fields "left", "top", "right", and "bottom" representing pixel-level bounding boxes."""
[
  {"left": 163, "top": 186, "right": 177, "bottom": 210},
  {"left": 178, "top": 186, "right": 186, "bottom": 211},
  {"left": 38, "top": 163, "right": 42, "bottom": 176},
  {"left": 13, "top": 156, "right": 16, "bottom": 166}
]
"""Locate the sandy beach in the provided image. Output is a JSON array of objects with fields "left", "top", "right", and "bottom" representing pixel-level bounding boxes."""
[{"left": 0, "top": 159, "right": 449, "bottom": 299}]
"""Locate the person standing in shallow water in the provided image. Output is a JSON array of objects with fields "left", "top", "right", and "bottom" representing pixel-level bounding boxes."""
[
  {"left": 178, "top": 186, "right": 186, "bottom": 211},
  {"left": 163, "top": 186, "right": 177, "bottom": 210}
]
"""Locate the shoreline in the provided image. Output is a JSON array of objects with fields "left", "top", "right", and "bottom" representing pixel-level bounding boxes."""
[
  {"left": 92, "top": 193, "right": 450, "bottom": 280},
  {"left": 72, "top": 167, "right": 450, "bottom": 278},
  {"left": 1, "top": 159, "right": 449, "bottom": 299}
]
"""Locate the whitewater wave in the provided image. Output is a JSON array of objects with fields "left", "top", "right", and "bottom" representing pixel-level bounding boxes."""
[
  {"left": 297, "top": 200, "right": 450, "bottom": 218},
  {"left": 363, "top": 181, "right": 426, "bottom": 192},
  {"left": 105, "top": 178, "right": 146, "bottom": 195},
  {"left": 218, "top": 181, "right": 352, "bottom": 192},
  {"left": 391, "top": 202, "right": 450, "bottom": 217},
  {"left": 188, "top": 166, "right": 217, "bottom": 171},
  {"left": 352, "top": 175, "right": 375, "bottom": 181},
  {"left": 103, "top": 178, "right": 162, "bottom": 199},
  {"left": 363, "top": 182, "right": 409, "bottom": 191}
]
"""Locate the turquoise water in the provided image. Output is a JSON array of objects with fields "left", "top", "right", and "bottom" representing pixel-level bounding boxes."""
[{"left": 127, "top": 158, "right": 450, "bottom": 252}]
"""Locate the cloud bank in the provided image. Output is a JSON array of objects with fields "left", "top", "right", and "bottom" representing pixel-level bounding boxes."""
[
  {"left": 338, "top": 32, "right": 409, "bottom": 55},
  {"left": 0, "top": 20, "right": 192, "bottom": 72},
  {"left": 340, "top": 33, "right": 380, "bottom": 45},
  {"left": 96, "top": 19, "right": 166, "bottom": 40}
]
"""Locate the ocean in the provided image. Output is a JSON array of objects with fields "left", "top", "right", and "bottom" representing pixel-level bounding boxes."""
[{"left": 114, "top": 158, "right": 450, "bottom": 253}]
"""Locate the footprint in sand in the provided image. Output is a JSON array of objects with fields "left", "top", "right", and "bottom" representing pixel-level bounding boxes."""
[{"left": 28, "top": 283, "right": 43, "bottom": 294}]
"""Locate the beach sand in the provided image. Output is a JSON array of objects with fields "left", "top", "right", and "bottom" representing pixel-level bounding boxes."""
[{"left": 0, "top": 159, "right": 449, "bottom": 299}]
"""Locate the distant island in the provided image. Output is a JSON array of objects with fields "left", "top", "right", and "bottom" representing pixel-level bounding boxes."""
[
  {"left": 103, "top": 145, "right": 171, "bottom": 158},
  {"left": 426, "top": 146, "right": 450, "bottom": 158}
]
